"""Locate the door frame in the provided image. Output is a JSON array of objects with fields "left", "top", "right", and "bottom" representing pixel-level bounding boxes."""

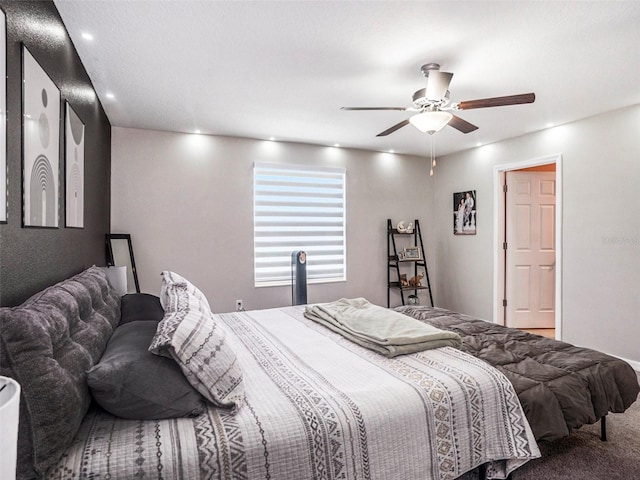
[{"left": 492, "top": 153, "right": 563, "bottom": 338}]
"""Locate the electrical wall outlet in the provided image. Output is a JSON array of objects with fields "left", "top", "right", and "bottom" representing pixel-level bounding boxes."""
[{"left": 235, "top": 299, "right": 244, "bottom": 311}]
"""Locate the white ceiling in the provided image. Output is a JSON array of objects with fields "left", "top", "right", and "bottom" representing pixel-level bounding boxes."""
[{"left": 54, "top": 0, "right": 640, "bottom": 157}]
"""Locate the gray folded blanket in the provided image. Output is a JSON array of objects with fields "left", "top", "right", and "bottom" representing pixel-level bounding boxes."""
[{"left": 304, "top": 298, "right": 462, "bottom": 357}]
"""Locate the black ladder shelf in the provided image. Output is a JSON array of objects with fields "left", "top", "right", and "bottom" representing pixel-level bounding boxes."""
[{"left": 387, "top": 219, "right": 434, "bottom": 308}]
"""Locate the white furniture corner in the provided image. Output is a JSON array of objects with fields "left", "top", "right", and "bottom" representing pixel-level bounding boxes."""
[{"left": 0, "top": 376, "right": 21, "bottom": 480}]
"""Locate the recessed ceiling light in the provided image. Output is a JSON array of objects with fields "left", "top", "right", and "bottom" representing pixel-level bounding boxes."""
[
  {"left": 334, "top": 143, "right": 340, "bottom": 148},
  {"left": 546, "top": 122, "right": 554, "bottom": 128},
  {"left": 81, "top": 32, "right": 94, "bottom": 41},
  {"left": 105, "top": 92, "right": 115, "bottom": 99},
  {"left": 269, "top": 137, "right": 276, "bottom": 141},
  {"left": 389, "top": 149, "right": 395, "bottom": 154},
  {"left": 194, "top": 129, "right": 201, "bottom": 134},
  {"left": 476, "top": 142, "right": 483, "bottom": 147}
]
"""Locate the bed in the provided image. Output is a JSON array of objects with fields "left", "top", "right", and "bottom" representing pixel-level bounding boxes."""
[
  {"left": 395, "top": 305, "right": 640, "bottom": 442},
  {"left": 1, "top": 268, "right": 539, "bottom": 480},
  {"left": 49, "top": 304, "right": 539, "bottom": 480}
]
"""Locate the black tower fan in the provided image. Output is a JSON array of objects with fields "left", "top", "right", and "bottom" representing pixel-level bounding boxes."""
[{"left": 291, "top": 251, "right": 307, "bottom": 305}]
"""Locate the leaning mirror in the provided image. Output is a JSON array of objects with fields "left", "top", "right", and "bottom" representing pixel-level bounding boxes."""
[{"left": 105, "top": 234, "right": 140, "bottom": 293}]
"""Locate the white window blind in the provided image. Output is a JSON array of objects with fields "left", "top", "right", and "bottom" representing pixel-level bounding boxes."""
[{"left": 254, "top": 162, "right": 346, "bottom": 287}]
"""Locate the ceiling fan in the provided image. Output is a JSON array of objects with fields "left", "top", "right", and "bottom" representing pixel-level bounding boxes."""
[{"left": 341, "top": 63, "right": 535, "bottom": 137}]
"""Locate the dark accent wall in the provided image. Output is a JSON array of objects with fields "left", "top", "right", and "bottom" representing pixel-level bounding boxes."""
[{"left": 0, "top": 0, "right": 111, "bottom": 306}]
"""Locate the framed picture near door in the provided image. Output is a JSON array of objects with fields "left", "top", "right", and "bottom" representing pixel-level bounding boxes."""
[{"left": 453, "top": 190, "right": 476, "bottom": 235}]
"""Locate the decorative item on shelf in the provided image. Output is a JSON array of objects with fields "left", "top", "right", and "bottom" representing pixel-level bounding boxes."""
[
  {"left": 397, "top": 251, "right": 405, "bottom": 260},
  {"left": 407, "top": 294, "right": 420, "bottom": 305},
  {"left": 405, "top": 222, "right": 414, "bottom": 234},
  {"left": 409, "top": 273, "right": 424, "bottom": 287},
  {"left": 396, "top": 221, "right": 407, "bottom": 233},
  {"left": 400, "top": 273, "right": 408, "bottom": 287},
  {"left": 403, "top": 246, "right": 421, "bottom": 260}
]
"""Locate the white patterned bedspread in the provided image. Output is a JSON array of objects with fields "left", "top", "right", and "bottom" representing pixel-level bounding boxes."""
[{"left": 48, "top": 306, "right": 539, "bottom": 480}]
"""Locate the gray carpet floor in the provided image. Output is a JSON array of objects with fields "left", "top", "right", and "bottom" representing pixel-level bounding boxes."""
[{"left": 460, "top": 373, "right": 640, "bottom": 480}]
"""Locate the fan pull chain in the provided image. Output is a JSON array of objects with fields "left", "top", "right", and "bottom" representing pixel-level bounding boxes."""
[{"left": 429, "top": 134, "right": 435, "bottom": 176}]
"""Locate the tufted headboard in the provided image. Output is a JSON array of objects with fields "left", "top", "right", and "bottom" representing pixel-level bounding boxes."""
[{"left": 0, "top": 266, "right": 121, "bottom": 479}]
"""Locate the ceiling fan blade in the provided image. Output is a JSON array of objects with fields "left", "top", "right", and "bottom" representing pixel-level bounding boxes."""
[
  {"left": 456, "top": 93, "right": 535, "bottom": 110},
  {"left": 340, "top": 107, "right": 407, "bottom": 111},
  {"left": 425, "top": 71, "right": 453, "bottom": 101},
  {"left": 376, "top": 119, "right": 410, "bottom": 137},
  {"left": 448, "top": 114, "right": 478, "bottom": 134}
]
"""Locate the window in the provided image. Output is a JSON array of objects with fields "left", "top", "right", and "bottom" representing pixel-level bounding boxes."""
[{"left": 253, "top": 162, "right": 346, "bottom": 286}]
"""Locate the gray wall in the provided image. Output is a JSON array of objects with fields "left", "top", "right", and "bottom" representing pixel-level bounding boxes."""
[
  {"left": 112, "top": 106, "right": 640, "bottom": 365},
  {"left": 111, "top": 127, "right": 435, "bottom": 313},
  {"left": 433, "top": 104, "right": 640, "bottom": 364},
  {"left": 0, "top": 1, "right": 111, "bottom": 306}
]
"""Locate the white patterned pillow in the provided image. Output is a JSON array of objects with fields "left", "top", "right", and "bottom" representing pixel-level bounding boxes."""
[
  {"left": 159, "top": 270, "right": 211, "bottom": 312},
  {"left": 149, "top": 284, "right": 244, "bottom": 409}
]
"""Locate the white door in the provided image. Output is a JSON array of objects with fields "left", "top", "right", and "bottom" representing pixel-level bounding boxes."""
[{"left": 505, "top": 171, "right": 556, "bottom": 328}]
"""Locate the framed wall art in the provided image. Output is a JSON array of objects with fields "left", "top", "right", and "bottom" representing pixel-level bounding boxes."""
[
  {"left": 454, "top": 190, "right": 477, "bottom": 235},
  {"left": 0, "top": 9, "right": 6, "bottom": 223},
  {"left": 22, "top": 45, "right": 60, "bottom": 228},
  {"left": 65, "top": 102, "right": 84, "bottom": 228}
]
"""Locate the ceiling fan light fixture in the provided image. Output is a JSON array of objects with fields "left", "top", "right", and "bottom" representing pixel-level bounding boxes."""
[{"left": 409, "top": 111, "right": 453, "bottom": 134}]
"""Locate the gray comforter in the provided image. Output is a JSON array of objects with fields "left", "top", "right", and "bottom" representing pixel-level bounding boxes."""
[{"left": 395, "top": 305, "right": 640, "bottom": 442}]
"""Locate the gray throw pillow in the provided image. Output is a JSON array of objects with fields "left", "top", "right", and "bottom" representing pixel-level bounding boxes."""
[
  {"left": 88, "top": 321, "right": 206, "bottom": 419},
  {"left": 119, "top": 293, "right": 165, "bottom": 325}
]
